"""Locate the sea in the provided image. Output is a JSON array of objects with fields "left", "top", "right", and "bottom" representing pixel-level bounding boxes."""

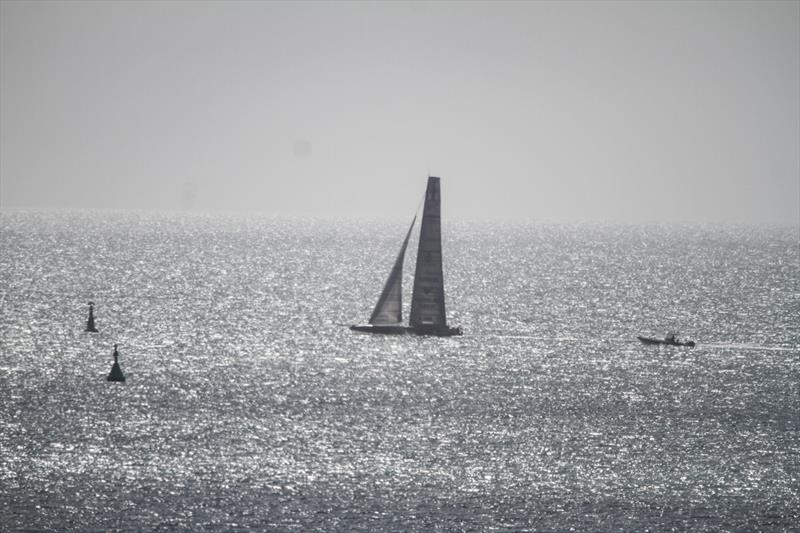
[{"left": 1, "top": 210, "right": 798, "bottom": 532}]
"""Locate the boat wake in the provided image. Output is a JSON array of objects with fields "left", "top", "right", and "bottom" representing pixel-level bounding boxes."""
[
  {"left": 441, "top": 335, "right": 798, "bottom": 353},
  {"left": 480, "top": 334, "right": 583, "bottom": 341},
  {"left": 701, "top": 342, "right": 798, "bottom": 352}
]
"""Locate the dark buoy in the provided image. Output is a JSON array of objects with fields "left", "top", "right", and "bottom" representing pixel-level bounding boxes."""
[
  {"left": 86, "top": 302, "right": 98, "bottom": 332},
  {"left": 107, "top": 344, "right": 126, "bottom": 382}
]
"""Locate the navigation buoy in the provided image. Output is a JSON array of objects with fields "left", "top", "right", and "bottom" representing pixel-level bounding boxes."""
[
  {"left": 86, "top": 302, "right": 98, "bottom": 332},
  {"left": 107, "top": 344, "right": 125, "bottom": 382}
]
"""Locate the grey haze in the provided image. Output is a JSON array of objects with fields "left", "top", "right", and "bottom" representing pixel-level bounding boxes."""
[{"left": 1, "top": 0, "right": 798, "bottom": 224}]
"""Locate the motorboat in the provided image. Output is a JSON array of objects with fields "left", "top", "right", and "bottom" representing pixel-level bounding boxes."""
[{"left": 637, "top": 333, "right": 695, "bottom": 347}]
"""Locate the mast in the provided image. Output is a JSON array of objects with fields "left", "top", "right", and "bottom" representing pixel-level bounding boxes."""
[{"left": 409, "top": 177, "right": 448, "bottom": 331}]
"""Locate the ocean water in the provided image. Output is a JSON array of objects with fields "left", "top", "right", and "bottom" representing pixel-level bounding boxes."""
[{"left": 1, "top": 210, "right": 798, "bottom": 532}]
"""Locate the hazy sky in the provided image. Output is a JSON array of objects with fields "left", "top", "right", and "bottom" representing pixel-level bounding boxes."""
[{"left": 1, "top": 0, "right": 798, "bottom": 224}]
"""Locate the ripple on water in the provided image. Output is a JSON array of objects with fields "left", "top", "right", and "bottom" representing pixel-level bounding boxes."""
[{"left": 1, "top": 212, "right": 798, "bottom": 531}]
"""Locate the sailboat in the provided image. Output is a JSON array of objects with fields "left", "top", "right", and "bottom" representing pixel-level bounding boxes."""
[{"left": 350, "top": 176, "right": 462, "bottom": 336}]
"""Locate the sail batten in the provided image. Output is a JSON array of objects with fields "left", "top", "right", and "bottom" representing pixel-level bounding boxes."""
[{"left": 368, "top": 217, "right": 416, "bottom": 325}]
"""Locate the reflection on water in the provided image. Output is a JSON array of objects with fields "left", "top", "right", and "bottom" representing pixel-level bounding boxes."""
[{"left": 1, "top": 211, "right": 798, "bottom": 531}]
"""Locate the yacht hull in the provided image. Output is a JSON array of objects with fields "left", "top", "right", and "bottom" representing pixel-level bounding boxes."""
[
  {"left": 350, "top": 324, "right": 409, "bottom": 335},
  {"left": 350, "top": 324, "right": 462, "bottom": 336}
]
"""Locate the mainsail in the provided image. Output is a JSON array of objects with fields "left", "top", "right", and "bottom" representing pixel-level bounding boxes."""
[
  {"left": 368, "top": 217, "right": 416, "bottom": 325},
  {"left": 409, "top": 176, "right": 448, "bottom": 330}
]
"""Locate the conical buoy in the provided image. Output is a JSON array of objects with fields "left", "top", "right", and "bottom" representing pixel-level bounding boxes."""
[
  {"left": 107, "top": 344, "right": 125, "bottom": 382},
  {"left": 86, "top": 302, "right": 98, "bottom": 332}
]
